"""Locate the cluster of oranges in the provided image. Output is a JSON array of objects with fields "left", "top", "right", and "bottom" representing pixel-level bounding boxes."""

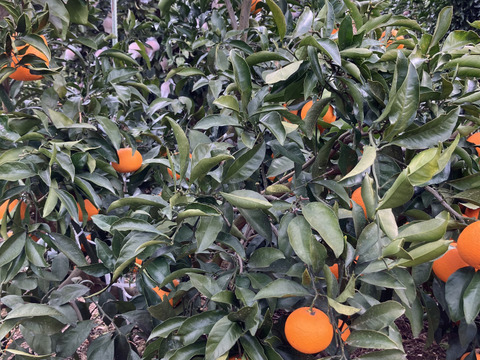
[
  {"left": 284, "top": 100, "right": 337, "bottom": 134},
  {"left": 8, "top": 35, "right": 50, "bottom": 82}
]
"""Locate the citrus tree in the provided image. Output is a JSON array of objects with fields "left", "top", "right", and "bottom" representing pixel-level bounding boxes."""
[{"left": 1, "top": 0, "right": 480, "bottom": 359}]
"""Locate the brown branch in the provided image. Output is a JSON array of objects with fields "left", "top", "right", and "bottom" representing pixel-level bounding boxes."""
[
  {"left": 425, "top": 186, "right": 466, "bottom": 224},
  {"left": 238, "top": 0, "right": 251, "bottom": 41},
  {"left": 224, "top": 0, "right": 238, "bottom": 30}
]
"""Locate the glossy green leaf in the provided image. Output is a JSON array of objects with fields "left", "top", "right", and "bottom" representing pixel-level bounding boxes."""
[
  {"left": 287, "top": 216, "right": 315, "bottom": 267},
  {"left": 351, "top": 301, "right": 405, "bottom": 331},
  {"left": 240, "top": 333, "right": 267, "bottom": 359},
  {"left": 213, "top": 95, "right": 239, "bottom": 112},
  {"left": 108, "top": 194, "right": 168, "bottom": 211},
  {"left": 96, "top": 116, "right": 122, "bottom": 150},
  {"left": 0, "top": 162, "right": 36, "bottom": 181},
  {"left": 327, "top": 297, "right": 361, "bottom": 316},
  {"left": 346, "top": 329, "right": 401, "bottom": 350},
  {"left": 177, "top": 311, "right": 225, "bottom": 345},
  {"left": 189, "top": 154, "right": 234, "bottom": 183},
  {"left": 259, "top": 112, "right": 286, "bottom": 145},
  {"left": 239, "top": 208, "right": 272, "bottom": 242},
  {"left": 196, "top": 215, "right": 224, "bottom": 252},
  {"left": 303, "top": 202, "right": 344, "bottom": 257},
  {"left": 265, "top": 61, "right": 303, "bottom": 84},
  {"left": 396, "top": 239, "right": 450, "bottom": 267},
  {"left": 253, "top": 279, "right": 311, "bottom": 300},
  {"left": 302, "top": 97, "right": 332, "bottom": 139},
  {"left": 0, "top": 231, "right": 26, "bottom": 267},
  {"left": 189, "top": 273, "right": 222, "bottom": 298},
  {"left": 357, "top": 350, "right": 406, "bottom": 359},
  {"left": 221, "top": 190, "right": 271, "bottom": 210},
  {"left": 266, "top": 0, "right": 286, "bottom": 39},
  {"left": 148, "top": 317, "right": 186, "bottom": 341},
  {"left": 300, "top": 36, "right": 342, "bottom": 65},
  {"left": 446, "top": 267, "right": 475, "bottom": 321},
  {"left": 98, "top": 49, "right": 139, "bottom": 66},
  {"left": 377, "top": 170, "right": 414, "bottom": 210},
  {"left": 463, "top": 271, "right": 480, "bottom": 323},
  {"left": 344, "top": 0, "right": 363, "bottom": 29},
  {"left": 428, "top": 6, "right": 453, "bottom": 53},
  {"left": 167, "top": 117, "right": 190, "bottom": 181},
  {"left": 407, "top": 147, "right": 441, "bottom": 185},
  {"left": 245, "top": 51, "right": 288, "bottom": 66},
  {"left": 341, "top": 146, "right": 377, "bottom": 181},
  {"left": 170, "top": 342, "right": 206, "bottom": 360},
  {"left": 396, "top": 218, "right": 448, "bottom": 242},
  {"left": 391, "top": 107, "right": 459, "bottom": 149},
  {"left": 224, "top": 142, "right": 265, "bottom": 183},
  {"left": 205, "top": 316, "right": 243, "bottom": 360},
  {"left": 292, "top": 7, "right": 313, "bottom": 38},
  {"left": 248, "top": 247, "right": 285, "bottom": 268},
  {"left": 231, "top": 51, "right": 252, "bottom": 105},
  {"left": 192, "top": 114, "right": 240, "bottom": 129}
]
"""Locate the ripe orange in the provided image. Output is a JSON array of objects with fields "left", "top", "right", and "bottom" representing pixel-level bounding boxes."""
[
  {"left": 380, "top": 29, "right": 404, "bottom": 49},
  {"left": 461, "top": 351, "right": 480, "bottom": 360},
  {"left": 464, "top": 207, "right": 480, "bottom": 219},
  {"left": 351, "top": 187, "right": 367, "bottom": 217},
  {"left": 331, "top": 28, "right": 338, "bottom": 35},
  {"left": 251, "top": 0, "right": 261, "bottom": 14},
  {"left": 111, "top": 148, "right": 143, "bottom": 173},
  {"left": 329, "top": 263, "right": 339, "bottom": 279},
  {"left": 0, "top": 199, "right": 27, "bottom": 220},
  {"left": 300, "top": 101, "right": 336, "bottom": 133},
  {"left": 77, "top": 199, "right": 99, "bottom": 222},
  {"left": 467, "top": 133, "right": 480, "bottom": 156},
  {"left": 284, "top": 307, "right": 334, "bottom": 354},
  {"left": 9, "top": 35, "right": 49, "bottom": 81},
  {"left": 152, "top": 279, "right": 180, "bottom": 306},
  {"left": 338, "top": 319, "right": 351, "bottom": 341},
  {"left": 457, "top": 222, "right": 480, "bottom": 269},
  {"left": 167, "top": 153, "right": 191, "bottom": 180},
  {"left": 432, "top": 242, "right": 470, "bottom": 282}
]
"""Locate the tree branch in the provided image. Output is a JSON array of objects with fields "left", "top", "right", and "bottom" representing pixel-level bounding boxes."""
[{"left": 425, "top": 185, "right": 466, "bottom": 224}]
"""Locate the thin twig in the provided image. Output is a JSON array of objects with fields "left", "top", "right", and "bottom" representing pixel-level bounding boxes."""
[{"left": 425, "top": 186, "right": 466, "bottom": 224}]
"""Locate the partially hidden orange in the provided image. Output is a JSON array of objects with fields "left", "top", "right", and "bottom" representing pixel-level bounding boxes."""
[
  {"left": 0, "top": 199, "right": 27, "bottom": 220},
  {"left": 153, "top": 279, "right": 180, "bottom": 306},
  {"left": 467, "top": 133, "right": 480, "bottom": 156},
  {"left": 457, "top": 222, "right": 480, "bottom": 269},
  {"left": 111, "top": 148, "right": 143, "bottom": 173},
  {"left": 351, "top": 187, "right": 367, "bottom": 218},
  {"left": 284, "top": 307, "right": 334, "bottom": 354},
  {"left": 77, "top": 199, "right": 99, "bottom": 222},
  {"left": 9, "top": 35, "right": 49, "bottom": 81},
  {"left": 464, "top": 207, "right": 480, "bottom": 219},
  {"left": 251, "top": 0, "right": 261, "bottom": 14},
  {"left": 432, "top": 242, "right": 470, "bottom": 282},
  {"left": 329, "top": 263, "right": 339, "bottom": 279},
  {"left": 338, "top": 319, "right": 351, "bottom": 342},
  {"left": 461, "top": 351, "right": 480, "bottom": 360},
  {"left": 380, "top": 29, "right": 404, "bottom": 49},
  {"left": 300, "top": 101, "right": 336, "bottom": 133}
]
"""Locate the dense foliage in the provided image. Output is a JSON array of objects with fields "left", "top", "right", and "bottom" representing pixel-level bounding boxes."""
[{"left": 1, "top": 0, "right": 480, "bottom": 359}]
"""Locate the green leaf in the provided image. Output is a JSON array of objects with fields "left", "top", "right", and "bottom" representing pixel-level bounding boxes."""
[
  {"left": 53, "top": 188, "right": 80, "bottom": 221},
  {"left": 245, "top": 51, "right": 288, "bottom": 67},
  {"left": 0, "top": 162, "right": 36, "bottom": 181},
  {"left": 463, "top": 271, "right": 480, "bottom": 323},
  {"left": 446, "top": 267, "right": 475, "bottom": 321},
  {"left": 356, "top": 350, "right": 406, "bottom": 359},
  {"left": 189, "top": 273, "right": 222, "bottom": 298},
  {"left": 48, "top": 233, "right": 88, "bottom": 266},
  {"left": 193, "top": 114, "right": 240, "bottom": 130},
  {"left": 55, "top": 320, "right": 96, "bottom": 358},
  {"left": 377, "top": 170, "right": 414, "bottom": 210},
  {"left": 196, "top": 215, "right": 224, "bottom": 252},
  {"left": 240, "top": 334, "right": 267, "bottom": 359},
  {"left": 213, "top": 95, "right": 239, "bottom": 112},
  {"left": 189, "top": 154, "right": 234, "bottom": 183},
  {"left": 341, "top": 145, "right": 377, "bottom": 181},
  {"left": 300, "top": 36, "right": 342, "bottom": 65},
  {"left": 239, "top": 208, "right": 272, "bottom": 242},
  {"left": 265, "top": 61, "right": 303, "bottom": 84},
  {"left": 253, "top": 279, "right": 310, "bottom": 300},
  {"left": 148, "top": 317, "right": 186, "bottom": 341},
  {"left": 344, "top": 0, "right": 363, "bottom": 29},
  {"left": 170, "top": 342, "right": 206, "bottom": 360},
  {"left": 391, "top": 108, "right": 459, "bottom": 149},
  {"left": 396, "top": 218, "right": 448, "bottom": 242},
  {"left": 287, "top": 216, "right": 315, "bottom": 266},
  {"left": 205, "top": 316, "right": 243, "bottom": 359},
  {"left": 453, "top": 187, "right": 480, "bottom": 206},
  {"left": 351, "top": 301, "right": 405, "bottom": 331},
  {"left": 396, "top": 239, "right": 450, "bottom": 267},
  {"left": 248, "top": 247, "right": 285, "bottom": 268},
  {"left": 221, "top": 190, "right": 271, "bottom": 210},
  {"left": 98, "top": 49, "right": 139, "bottom": 66},
  {"left": 5, "top": 303, "right": 64, "bottom": 320},
  {"left": 327, "top": 297, "right": 361, "bottom": 316},
  {"left": 266, "top": 0, "right": 286, "bottom": 39},
  {"left": 0, "top": 231, "right": 26, "bottom": 267},
  {"left": 107, "top": 194, "right": 168, "bottom": 211},
  {"left": 96, "top": 116, "right": 122, "bottom": 150},
  {"left": 407, "top": 147, "right": 441, "bottom": 185},
  {"left": 224, "top": 142, "right": 266, "bottom": 183},
  {"left": 259, "top": 112, "right": 286, "bottom": 145},
  {"left": 302, "top": 98, "right": 332, "bottom": 139},
  {"left": 177, "top": 311, "right": 225, "bottom": 345},
  {"left": 65, "top": 0, "right": 88, "bottom": 25},
  {"left": 303, "top": 202, "right": 344, "bottom": 257},
  {"left": 231, "top": 51, "right": 252, "bottom": 106},
  {"left": 167, "top": 117, "right": 190, "bottom": 181},
  {"left": 49, "top": 284, "right": 90, "bottom": 306},
  {"left": 111, "top": 218, "right": 166, "bottom": 236},
  {"left": 429, "top": 6, "right": 453, "bottom": 53},
  {"left": 346, "top": 330, "right": 401, "bottom": 350}
]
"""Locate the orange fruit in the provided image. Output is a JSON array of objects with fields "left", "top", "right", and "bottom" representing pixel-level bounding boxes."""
[
  {"left": 329, "top": 263, "right": 339, "bottom": 279},
  {"left": 111, "top": 148, "right": 143, "bottom": 173},
  {"left": 467, "top": 133, "right": 480, "bottom": 156},
  {"left": 152, "top": 286, "right": 173, "bottom": 305},
  {"left": 338, "top": 319, "right": 350, "bottom": 342},
  {"left": 77, "top": 199, "right": 99, "bottom": 222},
  {"left": 461, "top": 351, "right": 480, "bottom": 360},
  {"left": 9, "top": 35, "right": 49, "bottom": 81},
  {"left": 167, "top": 153, "right": 191, "bottom": 180},
  {"left": 300, "top": 101, "right": 336, "bottom": 133},
  {"left": 380, "top": 29, "right": 404, "bottom": 49},
  {"left": 331, "top": 28, "right": 338, "bottom": 35},
  {"left": 0, "top": 199, "right": 27, "bottom": 220},
  {"left": 464, "top": 207, "right": 480, "bottom": 219},
  {"left": 284, "top": 307, "right": 334, "bottom": 354},
  {"left": 457, "top": 222, "right": 480, "bottom": 269},
  {"left": 432, "top": 243, "right": 470, "bottom": 282},
  {"left": 251, "top": 0, "right": 261, "bottom": 14},
  {"left": 351, "top": 187, "right": 367, "bottom": 218}
]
